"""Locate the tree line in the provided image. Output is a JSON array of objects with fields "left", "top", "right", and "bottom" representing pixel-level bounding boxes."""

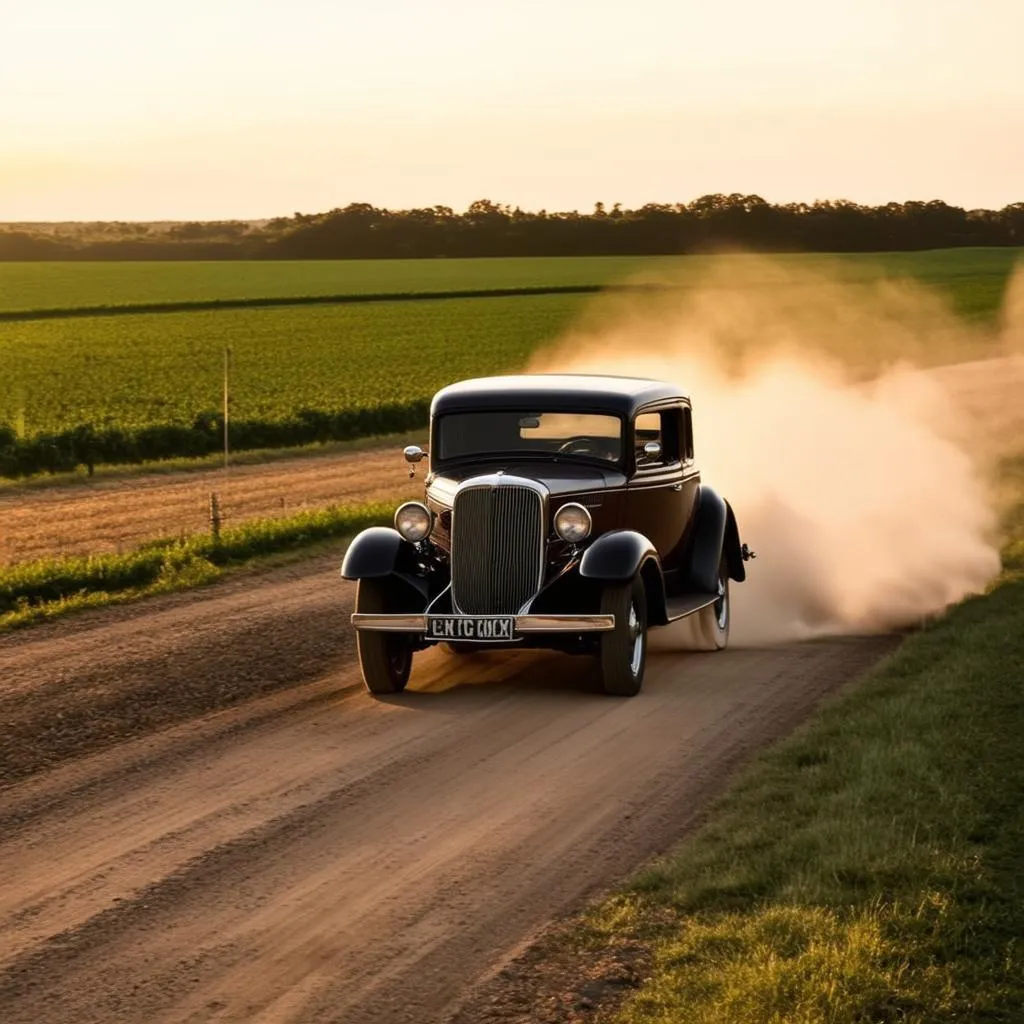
[{"left": 3, "top": 195, "right": 1023, "bottom": 260}]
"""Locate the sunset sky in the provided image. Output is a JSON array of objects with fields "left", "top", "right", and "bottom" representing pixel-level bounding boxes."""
[{"left": 3, "top": 0, "right": 1022, "bottom": 220}]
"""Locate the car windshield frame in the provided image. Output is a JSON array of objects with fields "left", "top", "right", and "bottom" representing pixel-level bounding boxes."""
[{"left": 432, "top": 409, "right": 626, "bottom": 468}]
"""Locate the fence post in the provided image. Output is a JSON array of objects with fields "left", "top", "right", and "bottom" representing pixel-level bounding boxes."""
[{"left": 209, "top": 492, "right": 222, "bottom": 544}]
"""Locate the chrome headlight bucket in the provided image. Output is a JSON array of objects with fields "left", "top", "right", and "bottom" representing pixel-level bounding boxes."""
[
  {"left": 395, "top": 501, "right": 433, "bottom": 542},
  {"left": 553, "top": 502, "right": 592, "bottom": 544}
]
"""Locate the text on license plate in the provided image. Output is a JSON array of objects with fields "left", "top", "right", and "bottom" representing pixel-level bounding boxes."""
[{"left": 428, "top": 616, "right": 514, "bottom": 641}]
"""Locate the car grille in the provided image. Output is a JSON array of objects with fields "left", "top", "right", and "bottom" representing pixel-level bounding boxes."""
[{"left": 451, "top": 484, "right": 544, "bottom": 614}]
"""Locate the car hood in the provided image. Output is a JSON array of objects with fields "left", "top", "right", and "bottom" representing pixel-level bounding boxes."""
[{"left": 426, "top": 462, "right": 625, "bottom": 505}]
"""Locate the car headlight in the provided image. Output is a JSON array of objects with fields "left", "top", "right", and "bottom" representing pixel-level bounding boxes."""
[
  {"left": 395, "top": 502, "right": 433, "bottom": 542},
  {"left": 553, "top": 502, "right": 592, "bottom": 544}
]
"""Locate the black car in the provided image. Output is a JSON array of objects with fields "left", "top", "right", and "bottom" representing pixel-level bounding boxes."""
[{"left": 342, "top": 374, "right": 752, "bottom": 696}]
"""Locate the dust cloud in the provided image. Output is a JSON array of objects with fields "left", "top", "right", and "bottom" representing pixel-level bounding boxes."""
[{"left": 529, "top": 256, "right": 1019, "bottom": 645}]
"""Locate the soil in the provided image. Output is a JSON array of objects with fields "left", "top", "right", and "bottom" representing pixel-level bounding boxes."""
[
  {"left": 0, "top": 446, "right": 419, "bottom": 563},
  {"left": 0, "top": 557, "right": 895, "bottom": 1023}
]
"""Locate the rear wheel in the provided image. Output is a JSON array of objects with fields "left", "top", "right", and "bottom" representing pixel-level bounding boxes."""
[
  {"left": 355, "top": 578, "right": 413, "bottom": 694},
  {"left": 597, "top": 576, "right": 648, "bottom": 696},
  {"left": 695, "top": 558, "right": 730, "bottom": 651}
]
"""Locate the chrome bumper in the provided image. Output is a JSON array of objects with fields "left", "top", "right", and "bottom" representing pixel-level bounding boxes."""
[{"left": 350, "top": 614, "right": 615, "bottom": 633}]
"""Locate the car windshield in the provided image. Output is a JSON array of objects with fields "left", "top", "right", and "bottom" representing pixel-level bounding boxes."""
[{"left": 436, "top": 411, "right": 623, "bottom": 464}]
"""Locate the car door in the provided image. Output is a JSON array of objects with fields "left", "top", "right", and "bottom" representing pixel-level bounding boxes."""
[{"left": 625, "top": 404, "right": 700, "bottom": 577}]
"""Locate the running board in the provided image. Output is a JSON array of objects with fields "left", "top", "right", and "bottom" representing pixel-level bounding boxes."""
[{"left": 665, "top": 592, "right": 718, "bottom": 622}]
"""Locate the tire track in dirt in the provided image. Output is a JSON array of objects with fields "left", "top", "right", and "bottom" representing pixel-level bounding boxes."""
[
  {"left": 0, "top": 560, "right": 896, "bottom": 1022},
  {"left": 0, "top": 551, "right": 359, "bottom": 787}
]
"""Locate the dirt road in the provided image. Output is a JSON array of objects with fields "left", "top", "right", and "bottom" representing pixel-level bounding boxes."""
[{"left": 0, "top": 556, "right": 895, "bottom": 1024}]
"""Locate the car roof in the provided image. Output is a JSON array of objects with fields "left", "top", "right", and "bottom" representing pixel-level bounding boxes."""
[{"left": 431, "top": 374, "right": 688, "bottom": 418}]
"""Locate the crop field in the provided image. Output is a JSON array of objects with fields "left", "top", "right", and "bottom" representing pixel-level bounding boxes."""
[
  {"left": 0, "top": 293, "right": 589, "bottom": 474},
  {"left": 0, "top": 247, "right": 1017, "bottom": 316},
  {"left": 0, "top": 256, "right": 671, "bottom": 315},
  {"left": 0, "top": 292, "right": 583, "bottom": 431},
  {"left": 0, "top": 247, "right": 1019, "bottom": 476}
]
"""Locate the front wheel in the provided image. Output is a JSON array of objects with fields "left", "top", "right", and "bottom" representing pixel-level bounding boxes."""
[
  {"left": 597, "top": 576, "right": 648, "bottom": 696},
  {"left": 355, "top": 579, "right": 413, "bottom": 694}
]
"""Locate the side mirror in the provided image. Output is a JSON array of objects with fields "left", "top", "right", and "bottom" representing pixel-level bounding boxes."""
[
  {"left": 639, "top": 440, "right": 662, "bottom": 463},
  {"left": 404, "top": 444, "right": 428, "bottom": 478}
]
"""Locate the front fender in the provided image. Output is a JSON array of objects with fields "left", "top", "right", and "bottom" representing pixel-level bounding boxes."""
[
  {"left": 579, "top": 531, "right": 668, "bottom": 626},
  {"left": 580, "top": 530, "right": 658, "bottom": 581},
  {"left": 341, "top": 526, "right": 411, "bottom": 580}
]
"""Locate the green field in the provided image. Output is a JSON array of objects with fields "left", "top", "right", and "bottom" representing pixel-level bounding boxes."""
[
  {"left": 0, "top": 248, "right": 1019, "bottom": 476},
  {"left": 0, "top": 256, "right": 670, "bottom": 315},
  {"left": 0, "top": 248, "right": 1017, "bottom": 316},
  {"left": 0, "top": 292, "right": 583, "bottom": 432}
]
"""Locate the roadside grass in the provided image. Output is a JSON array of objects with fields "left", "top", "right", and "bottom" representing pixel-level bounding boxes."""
[
  {"left": 998, "top": 453, "right": 1024, "bottom": 572},
  {"left": 0, "top": 500, "right": 392, "bottom": 629},
  {"left": 566, "top": 471, "right": 1024, "bottom": 1022}
]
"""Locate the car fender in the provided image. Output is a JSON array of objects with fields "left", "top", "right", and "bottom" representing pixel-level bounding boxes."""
[
  {"left": 341, "top": 527, "right": 410, "bottom": 580},
  {"left": 341, "top": 527, "right": 431, "bottom": 607},
  {"left": 580, "top": 530, "right": 657, "bottom": 581},
  {"left": 580, "top": 530, "right": 668, "bottom": 626},
  {"left": 682, "top": 486, "right": 746, "bottom": 591},
  {"left": 722, "top": 501, "right": 746, "bottom": 583}
]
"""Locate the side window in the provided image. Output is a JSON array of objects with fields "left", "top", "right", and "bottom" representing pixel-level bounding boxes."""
[
  {"left": 682, "top": 406, "right": 694, "bottom": 461},
  {"left": 634, "top": 410, "right": 681, "bottom": 467}
]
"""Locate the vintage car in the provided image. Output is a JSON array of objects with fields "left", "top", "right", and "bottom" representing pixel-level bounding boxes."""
[{"left": 341, "top": 374, "right": 753, "bottom": 696}]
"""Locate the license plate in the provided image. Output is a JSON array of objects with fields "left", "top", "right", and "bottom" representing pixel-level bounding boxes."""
[{"left": 427, "top": 615, "right": 515, "bottom": 642}]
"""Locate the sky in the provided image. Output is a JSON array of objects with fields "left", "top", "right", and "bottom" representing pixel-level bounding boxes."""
[{"left": 2, "top": 0, "right": 1023, "bottom": 221}]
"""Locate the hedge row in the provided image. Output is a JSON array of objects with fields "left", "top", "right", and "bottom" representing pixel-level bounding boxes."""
[
  {"left": 0, "top": 500, "right": 393, "bottom": 613},
  {"left": 0, "top": 400, "right": 430, "bottom": 478}
]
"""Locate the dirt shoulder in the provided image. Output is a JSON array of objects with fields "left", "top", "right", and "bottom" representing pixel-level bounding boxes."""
[
  {"left": 0, "top": 546, "right": 358, "bottom": 788},
  {"left": 0, "top": 444, "right": 418, "bottom": 563}
]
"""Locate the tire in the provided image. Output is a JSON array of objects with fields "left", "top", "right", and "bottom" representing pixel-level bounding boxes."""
[
  {"left": 597, "top": 576, "right": 648, "bottom": 696},
  {"left": 355, "top": 578, "right": 414, "bottom": 695},
  {"left": 695, "top": 557, "right": 730, "bottom": 651}
]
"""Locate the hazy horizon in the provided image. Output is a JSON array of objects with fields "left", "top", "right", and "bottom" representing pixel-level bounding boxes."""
[{"left": 4, "top": 0, "right": 1023, "bottom": 221}]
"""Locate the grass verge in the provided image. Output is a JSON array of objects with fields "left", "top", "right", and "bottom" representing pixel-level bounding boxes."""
[
  {"left": 0, "top": 500, "right": 392, "bottom": 629},
  {"left": 557, "top": 487, "right": 1024, "bottom": 1022}
]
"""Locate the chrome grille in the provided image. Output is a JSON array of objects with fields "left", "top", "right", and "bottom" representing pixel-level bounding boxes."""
[{"left": 451, "top": 483, "right": 544, "bottom": 614}]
